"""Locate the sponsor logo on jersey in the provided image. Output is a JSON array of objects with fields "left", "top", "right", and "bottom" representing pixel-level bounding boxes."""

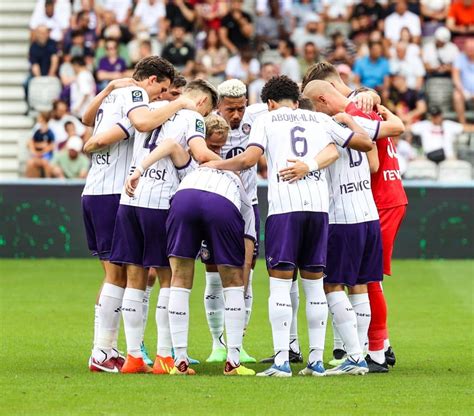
[
  {"left": 383, "top": 169, "right": 402, "bottom": 181},
  {"left": 242, "top": 123, "right": 251, "bottom": 135},
  {"left": 225, "top": 146, "right": 245, "bottom": 159},
  {"left": 195, "top": 119, "right": 205, "bottom": 134},
  {"left": 131, "top": 165, "right": 168, "bottom": 181},
  {"left": 94, "top": 152, "right": 111, "bottom": 165},
  {"left": 132, "top": 90, "right": 143, "bottom": 102},
  {"left": 339, "top": 179, "right": 371, "bottom": 194}
]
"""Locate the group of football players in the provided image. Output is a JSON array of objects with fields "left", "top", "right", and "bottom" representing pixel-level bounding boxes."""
[{"left": 82, "top": 56, "right": 407, "bottom": 377}]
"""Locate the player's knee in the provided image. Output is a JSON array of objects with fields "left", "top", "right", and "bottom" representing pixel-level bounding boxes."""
[
  {"left": 147, "top": 267, "right": 158, "bottom": 286},
  {"left": 324, "top": 283, "right": 344, "bottom": 293}
]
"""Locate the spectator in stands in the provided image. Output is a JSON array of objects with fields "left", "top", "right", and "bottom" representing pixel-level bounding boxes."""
[
  {"left": 95, "top": 24, "right": 131, "bottom": 66},
  {"left": 411, "top": 106, "right": 464, "bottom": 163},
  {"left": 337, "top": 63, "right": 357, "bottom": 90},
  {"left": 397, "top": 27, "right": 421, "bottom": 59},
  {"left": 420, "top": 0, "right": 450, "bottom": 37},
  {"left": 29, "top": 0, "right": 65, "bottom": 43},
  {"left": 225, "top": 47, "right": 260, "bottom": 84},
  {"left": 423, "top": 27, "right": 459, "bottom": 79},
  {"left": 70, "top": 57, "right": 96, "bottom": 119},
  {"left": 162, "top": 25, "right": 196, "bottom": 77},
  {"left": 384, "top": 0, "right": 421, "bottom": 45},
  {"left": 165, "top": 0, "right": 196, "bottom": 32},
  {"left": 133, "top": 0, "right": 167, "bottom": 39},
  {"left": 49, "top": 99, "right": 87, "bottom": 149},
  {"left": 298, "top": 42, "right": 322, "bottom": 79},
  {"left": 291, "top": 13, "right": 328, "bottom": 54},
  {"left": 195, "top": 29, "right": 229, "bottom": 85},
  {"left": 394, "top": 134, "right": 417, "bottom": 175},
  {"left": 322, "top": 0, "right": 354, "bottom": 25},
  {"left": 389, "top": 41, "right": 425, "bottom": 90},
  {"left": 255, "top": 0, "right": 288, "bottom": 50},
  {"left": 353, "top": 40, "right": 390, "bottom": 93},
  {"left": 25, "top": 112, "right": 55, "bottom": 178},
  {"left": 446, "top": 0, "right": 474, "bottom": 36},
  {"left": 64, "top": 10, "right": 97, "bottom": 52},
  {"left": 387, "top": 71, "right": 427, "bottom": 129},
  {"left": 291, "top": 0, "right": 323, "bottom": 29},
  {"left": 219, "top": 0, "right": 254, "bottom": 54},
  {"left": 129, "top": 38, "right": 154, "bottom": 67},
  {"left": 98, "top": 0, "right": 133, "bottom": 24},
  {"left": 28, "top": 26, "right": 59, "bottom": 78},
  {"left": 278, "top": 38, "right": 301, "bottom": 82},
  {"left": 195, "top": 0, "right": 227, "bottom": 32},
  {"left": 96, "top": 40, "right": 127, "bottom": 91},
  {"left": 324, "top": 31, "right": 357, "bottom": 67},
  {"left": 350, "top": 0, "right": 385, "bottom": 43},
  {"left": 65, "top": 30, "right": 95, "bottom": 62},
  {"left": 50, "top": 136, "right": 90, "bottom": 179},
  {"left": 248, "top": 62, "right": 278, "bottom": 104},
  {"left": 452, "top": 38, "right": 474, "bottom": 125}
]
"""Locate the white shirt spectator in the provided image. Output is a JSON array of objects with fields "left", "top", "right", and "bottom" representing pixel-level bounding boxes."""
[
  {"left": 280, "top": 56, "right": 301, "bottom": 82},
  {"left": 384, "top": 10, "right": 421, "bottom": 43},
  {"left": 30, "top": 0, "right": 69, "bottom": 42},
  {"left": 70, "top": 69, "right": 96, "bottom": 119},
  {"left": 101, "top": 0, "right": 133, "bottom": 23},
  {"left": 256, "top": 0, "right": 292, "bottom": 15},
  {"left": 396, "top": 138, "right": 417, "bottom": 175},
  {"left": 134, "top": 0, "right": 166, "bottom": 36},
  {"left": 49, "top": 115, "right": 86, "bottom": 150},
  {"left": 225, "top": 56, "right": 260, "bottom": 81},
  {"left": 390, "top": 55, "right": 426, "bottom": 90},
  {"left": 411, "top": 120, "right": 463, "bottom": 159},
  {"left": 291, "top": 27, "right": 329, "bottom": 52},
  {"left": 422, "top": 41, "right": 459, "bottom": 69},
  {"left": 322, "top": 0, "right": 354, "bottom": 19}
]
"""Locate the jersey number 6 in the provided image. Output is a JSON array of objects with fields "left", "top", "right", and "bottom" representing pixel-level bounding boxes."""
[{"left": 290, "top": 126, "right": 308, "bottom": 157}]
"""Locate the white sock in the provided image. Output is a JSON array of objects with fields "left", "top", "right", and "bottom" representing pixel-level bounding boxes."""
[
  {"left": 244, "top": 270, "right": 253, "bottom": 331},
  {"left": 268, "top": 277, "right": 292, "bottom": 366},
  {"left": 327, "top": 291, "right": 362, "bottom": 361},
  {"left": 156, "top": 288, "right": 172, "bottom": 357},
  {"left": 301, "top": 278, "right": 327, "bottom": 364},
  {"left": 332, "top": 319, "right": 344, "bottom": 351},
  {"left": 142, "top": 285, "right": 153, "bottom": 340},
  {"left": 93, "top": 304, "right": 100, "bottom": 350},
  {"left": 168, "top": 287, "right": 191, "bottom": 363},
  {"left": 349, "top": 293, "right": 371, "bottom": 355},
  {"left": 122, "top": 287, "right": 145, "bottom": 358},
  {"left": 204, "top": 272, "right": 226, "bottom": 350},
  {"left": 223, "top": 286, "right": 245, "bottom": 365},
  {"left": 384, "top": 338, "right": 391, "bottom": 351},
  {"left": 289, "top": 279, "right": 300, "bottom": 353},
  {"left": 368, "top": 349, "right": 385, "bottom": 364},
  {"left": 93, "top": 283, "right": 124, "bottom": 362}
]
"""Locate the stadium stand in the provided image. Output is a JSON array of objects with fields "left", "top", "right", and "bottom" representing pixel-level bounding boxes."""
[{"left": 1, "top": 0, "right": 473, "bottom": 180}]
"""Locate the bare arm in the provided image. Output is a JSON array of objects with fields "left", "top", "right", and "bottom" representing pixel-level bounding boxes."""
[
  {"left": 128, "top": 97, "right": 197, "bottom": 132},
  {"left": 188, "top": 137, "right": 221, "bottom": 164},
  {"left": 83, "top": 124, "right": 127, "bottom": 153},
  {"left": 125, "top": 138, "right": 190, "bottom": 197},
  {"left": 278, "top": 143, "right": 340, "bottom": 183},
  {"left": 203, "top": 145, "right": 262, "bottom": 171},
  {"left": 452, "top": 66, "right": 465, "bottom": 94},
  {"left": 82, "top": 77, "right": 137, "bottom": 126},
  {"left": 48, "top": 54, "right": 59, "bottom": 76},
  {"left": 374, "top": 104, "right": 405, "bottom": 138},
  {"left": 31, "top": 63, "right": 41, "bottom": 77},
  {"left": 218, "top": 26, "right": 237, "bottom": 55},
  {"left": 367, "top": 143, "right": 379, "bottom": 173},
  {"left": 352, "top": 89, "right": 382, "bottom": 113},
  {"left": 334, "top": 113, "right": 373, "bottom": 152}
]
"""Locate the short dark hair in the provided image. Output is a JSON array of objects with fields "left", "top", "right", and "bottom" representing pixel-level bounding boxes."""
[
  {"left": 301, "top": 62, "right": 339, "bottom": 91},
  {"left": 369, "top": 40, "right": 383, "bottom": 49},
  {"left": 132, "top": 56, "right": 175, "bottom": 83},
  {"left": 64, "top": 120, "right": 75, "bottom": 128},
  {"left": 172, "top": 72, "right": 187, "bottom": 89},
  {"left": 185, "top": 79, "right": 218, "bottom": 109},
  {"left": 280, "top": 38, "right": 296, "bottom": 56},
  {"left": 71, "top": 56, "right": 86, "bottom": 67},
  {"left": 261, "top": 76, "right": 300, "bottom": 104},
  {"left": 298, "top": 96, "right": 314, "bottom": 111}
]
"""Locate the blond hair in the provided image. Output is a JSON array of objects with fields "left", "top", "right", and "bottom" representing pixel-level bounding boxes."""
[{"left": 205, "top": 114, "right": 229, "bottom": 139}]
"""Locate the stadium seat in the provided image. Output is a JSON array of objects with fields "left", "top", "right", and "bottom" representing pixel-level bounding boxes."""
[
  {"left": 438, "top": 159, "right": 472, "bottom": 182},
  {"left": 27, "top": 76, "right": 62, "bottom": 113},
  {"left": 404, "top": 159, "right": 438, "bottom": 180},
  {"left": 425, "top": 78, "right": 454, "bottom": 113}
]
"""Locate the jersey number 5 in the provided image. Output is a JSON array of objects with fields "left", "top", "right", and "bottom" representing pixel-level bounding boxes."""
[{"left": 290, "top": 126, "right": 308, "bottom": 157}]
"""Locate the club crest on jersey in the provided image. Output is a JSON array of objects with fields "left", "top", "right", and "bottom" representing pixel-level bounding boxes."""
[
  {"left": 132, "top": 90, "right": 143, "bottom": 102},
  {"left": 242, "top": 123, "right": 251, "bottom": 135},
  {"left": 226, "top": 147, "right": 245, "bottom": 159},
  {"left": 195, "top": 119, "right": 205, "bottom": 134},
  {"left": 200, "top": 247, "right": 210, "bottom": 261}
]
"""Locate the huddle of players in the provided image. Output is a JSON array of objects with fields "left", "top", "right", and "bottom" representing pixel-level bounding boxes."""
[{"left": 82, "top": 55, "right": 407, "bottom": 377}]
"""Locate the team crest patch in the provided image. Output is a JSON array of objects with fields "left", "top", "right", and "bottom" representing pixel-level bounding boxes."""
[
  {"left": 242, "top": 123, "right": 251, "bottom": 135},
  {"left": 132, "top": 90, "right": 144, "bottom": 102},
  {"left": 196, "top": 119, "right": 205, "bottom": 134}
]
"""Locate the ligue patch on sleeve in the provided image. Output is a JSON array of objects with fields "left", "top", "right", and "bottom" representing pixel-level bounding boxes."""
[
  {"left": 132, "top": 90, "right": 144, "bottom": 103},
  {"left": 195, "top": 119, "right": 205, "bottom": 134}
]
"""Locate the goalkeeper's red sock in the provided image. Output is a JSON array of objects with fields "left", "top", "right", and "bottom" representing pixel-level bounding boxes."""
[{"left": 367, "top": 282, "right": 388, "bottom": 355}]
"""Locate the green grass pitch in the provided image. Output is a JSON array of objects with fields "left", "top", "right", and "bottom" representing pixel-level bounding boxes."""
[{"left": 0, "top": 259, "right": 472, "bottom": 415}]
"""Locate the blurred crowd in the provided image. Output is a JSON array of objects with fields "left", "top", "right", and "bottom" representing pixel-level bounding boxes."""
[{"left": 25, "top": 0, "right": 474, "bottom": 179}]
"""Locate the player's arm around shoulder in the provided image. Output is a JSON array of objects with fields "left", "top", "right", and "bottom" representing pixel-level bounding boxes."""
[
  {"left": 375, "top": 104, "right": 405, "bottom": 138},
  {"left": 83, "top": 123, "right": 129, "bottom": 153},
  {"left": 334, "top": 112, "right": 372, "bottom": 152}
]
